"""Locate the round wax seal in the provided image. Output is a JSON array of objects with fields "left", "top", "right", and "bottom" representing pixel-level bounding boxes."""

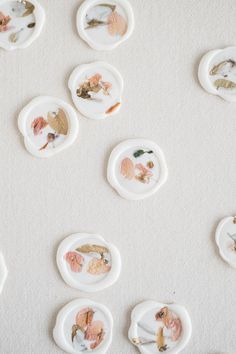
[
  {"left": 76, "top": 0, "right": 134, "bottom": 51},
  {"left": 129, "top": 301, "right": 192, "bottom": 354},
  {"left": 107, "top": 139, "right": 168, "bottom": 200},
  {"left": 0, "top": 252, "right": 7, "bottom": 294},
  {"left": 68, "top": 62, "right": 123, "bottom": 120},
  {"left": 53, "top": 299, "right": 113, "bottom": 354},
  {"left": 215, "top": 216, "right": 236, "bottom": 268},
  {"left": 18, "top": 96, "right": 79, "bottom": 158},
  {"left": 198, "top": 47, "right": 236, "bottom": 101},
  {"left": 57, "top": 233, "right": 121, "bottom": 292},
  {"left": 0, "top": 0, "right": 45, "bottom": 50}
]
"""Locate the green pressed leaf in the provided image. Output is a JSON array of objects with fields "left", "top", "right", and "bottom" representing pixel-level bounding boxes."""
[
  {"left": 98, "top": 3, "right": 116, "bottom": 11},
  {"left": 210, "top": 59, "right": 236, "bottom": 76},
  {"left": 133, "top": 150, "right": 153, "bottom": 158},
  {"left": 214, "top": 79, "right": 236, "bottom": 90}
]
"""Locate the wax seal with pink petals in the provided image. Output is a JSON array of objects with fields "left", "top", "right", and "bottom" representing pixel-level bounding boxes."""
[
  {"left": 56, "top": 233, "right": 121, "bottom": 292},
  {"left": 107, "top": 139, "right": 168, "bottom": 200},
  {"left": 53, "top": 299, "right": 113, "bottom": 354},
  {"left": 0, "top": 0, "right": 45, "bottom": 50},
  {"left": 68, "top": 61, "right": 123, "bottom": 120},
  {"left": 128, "top": 301, "right": 192, "bottom": 354},
  {"left": 18, "top": 96, "right": 79, "bottom": 158},
  {"left": 76, "top": 0, "right": 134, "bottom": 51}
]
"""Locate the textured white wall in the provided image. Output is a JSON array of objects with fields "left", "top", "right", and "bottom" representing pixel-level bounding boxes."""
[{"left": 0, "top": 0, "right": 235, "bottom": 353}]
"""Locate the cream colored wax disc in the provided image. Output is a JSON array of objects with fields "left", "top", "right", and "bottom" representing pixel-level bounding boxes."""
[
  {"left": 68, "top": 61, "right": 123, "bottom": 120},
  {"left": 107, "top": 139, "right": 168, "bottom": 200},
  {"left": 76, "top": 0, "right": 134, "bottom": 51},
  {"left": 215, "top": 216, "right": 236, "bottom": 268},
  {"left": 198, "top": 46, "right": 236, "bottom": 101},
  {"left": 57, "top": 233, "right": 121, "bottom": 292},
  {"left": 0, "top": 0, "right": 45, "bottom": 50},
  {"left": 129, "top": 301, "right": 192, "bottom": 354},
  {"left": 0, "top": 252, "right": 7, "bottom": 294},
  {"left": 18, "top": 96, "right": 79, "bottom": 158},
  {"left": 53, "top": 299, "right": 113, "bottom": 354}
]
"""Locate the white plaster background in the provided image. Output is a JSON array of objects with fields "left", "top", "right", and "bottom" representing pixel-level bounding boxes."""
[{"left": 0, "top": 1, "right": 235, "bottom": 353}]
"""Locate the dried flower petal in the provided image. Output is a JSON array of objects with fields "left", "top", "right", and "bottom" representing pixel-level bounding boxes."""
[
  {"left": 76, "top": 308, "right": 95, "bottom": 329},
  {"left": 64, "top": 251, "right": 84, "bottom": 272},
  {"left": 107, "top": 11, "right": 127, "bottom": 37},
  {"left": 106, "top": 102, "right": 120, "bottom": 114},
  {"left": 87, "top": 258, "right": 111, "bottom": 275},
  {"left": 121, "top": 158, "right": 135, "bottom": 180},
  {"left": 31, "top": 117, "right": 48, "bottom": 135},
  {"left": 156, "top": 307, "right": 182, "bottom": 342},
  {"left": 135, "top": 164, "right": 153, "bottom": 183},
  {"left": 0, "top": 12, "right": 11, "bottom": 32}
]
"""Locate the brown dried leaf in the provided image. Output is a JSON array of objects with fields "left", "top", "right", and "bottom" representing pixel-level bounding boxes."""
[
  {"left": 47, "top": 109, "right": 68, "bottom": 135},
  {"left": 157, "top": 327, "right": 165, "bottom": 350},
  {"left": 76, "top": 244, "right": 109, "bottom": 255},
  {"left": 22, "top": 1, "right": 35, "bottom": 17}
]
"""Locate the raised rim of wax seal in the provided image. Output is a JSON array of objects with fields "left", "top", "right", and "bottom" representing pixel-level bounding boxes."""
[
  {"left": 0, "top": 252, "right": 8, "bottom": 294},
  {"left": 76, "top": 0, "right": 135, "bottom": 51},
  {"left": 53, "top": 298, "right": 113, "bottom": 354},
  {"left": 56, "top": 233, "right": 122, "bottom": 292},
  {"left": 0, "top": 0, "right": 45, "bottom": 50},
  {"left": 198, "top": 46, "right": 236, "bottom": 102},
  {"left": 128, "top": 300, "right": 192, "bottom": 354},
  {"left": 68, "top": 61, "right": 124, "bottom": 120},
  {"left": 215, "top": 216, "right": 236, "bottom": 268},
  {"left": 107, "top": 139, "right": 168, "bottom": 200},
  {"left": 18, "top": 96, "right": 79, "bottom": 158}
]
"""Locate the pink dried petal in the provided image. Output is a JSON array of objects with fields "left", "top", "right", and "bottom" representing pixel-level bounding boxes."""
[
  {"left": 107, "top": 11, "right": 127, "bottom": 36},
  {"left": 121, "top": 158, "right": 135, "bottom": 180},
  {"left": 0, "top": 12, "right": 11, "bottom": 32},
  {"left": 64, "top": 251, "right": 84, "bottom": 272},
  {"left": 87, "top": 258, "right": 111, "bottom": 275},
  {"left": 89, "top": 74, "right": 102, "bottom": 87},
  {"left": 76, "top": 308, "right": 94, "bottom": 328},
  {"left": 85, "top": 321, "right": 104, "bottom": 341},
  {"left": 31, "top": 117, "right": 48, "bottom": 135}
]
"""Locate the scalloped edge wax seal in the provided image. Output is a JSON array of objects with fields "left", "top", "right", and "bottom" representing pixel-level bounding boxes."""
[
  {"left": 53, "top": 299, "right": 113, "bottom": 354},
  {"left": 0, "top": 252, "right": 8, "bottom": 294},
  {"left": 57, "top": 233, "right": 121, "bottom": 292},
  {"left": 76, "top": 0, "right": 134, "bottom": 51},
  {"left": 0, "top": 0, "right": 45, "bottom": 50},
  {"left": 215, "top": 216, "right": 236, "bottom": 268},
  {"left": 68, "top": 61, "right": 123, "bottom": 120},
  {"left": 128, "top": 301, "right": 192, "bottom": 354},
  {"left": 198, "top": 46, "right": 236, "bottom": 102},
  {"left": 18, "top": 96, "right": 79, "bottom": 158},
  {"left": 107, "top": 139, "right": 168, "bottom": 200}
]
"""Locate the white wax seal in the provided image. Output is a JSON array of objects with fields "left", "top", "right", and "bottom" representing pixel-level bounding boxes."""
[
  {"left": 128, "top": 301, "right": 192, "bottom": 354},
  {"left": 215, "top": 216, "right": 236, "bottom": 268},
  {"left": 68, "top": 61, "right": 123, "bottom": 120},
  {"left": 57, "top": 233, "right": 121, "bottom": 292},
  {"left": 0, "top": 252, "right": 7, "bottom": 294},
  {"left": 198, "top": 47, "right": 236, "bottom": 101},
  {"left": 18, "top": 96, "right": 79, "bottom": 158},
  {"left": 0, "top": 0, "right": 45, "bottom": 50},
  {"left": 107, "top": 139, "right": 168, "bottom": 200},
  {"left": 53, "top": 299, "right": 113, "bottom": 354},
  {"left": 76, "top": 0, "right": 134, "bottom": 51}
]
